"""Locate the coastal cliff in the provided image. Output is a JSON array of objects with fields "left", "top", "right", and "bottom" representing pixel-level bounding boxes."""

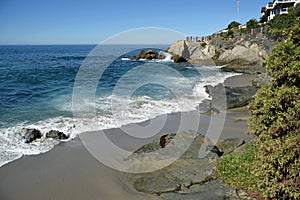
[{"left": 168, "top": 31, "right": 278, "bottom": 73}]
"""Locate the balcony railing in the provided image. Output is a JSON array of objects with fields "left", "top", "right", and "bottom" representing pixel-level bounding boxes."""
[
  {"left": 267, "top": 3, "right": 274, "bottom": 9},
  {"left": 275, "top": 0, "right": 294, "bottom": 3}
]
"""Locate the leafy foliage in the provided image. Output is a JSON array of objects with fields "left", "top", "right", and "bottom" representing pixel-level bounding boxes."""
[
  {"left": 218, "top": 144, "right": 257, "bottom": 189},
  {"left": 246, "top": 18, "right": 259, "bottom": 30},
  {"left": 260, "top": 13, "right": 268, "bottom": 23},
  {"left": 218, "top": 18, "right": 300, "bottom": 199},
  {"left": 295, "top": 4, "right": 300, "bottom": 18},
  {"left": 248, "top": 19, "right": 300, "bottom": 198},
  {"left": 268, "top": 6, "right": 298, "bottom": 38},
  {"left": 227, "top": 21, "right": 241, "bottom": 29}
]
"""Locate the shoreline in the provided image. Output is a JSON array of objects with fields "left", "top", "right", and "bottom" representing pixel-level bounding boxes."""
[
  {"left": 0, "top": 73, "right": 257, "bottom": 200},
  {"left": 0, "top": 109, "right": 251, "bottom": 200}
]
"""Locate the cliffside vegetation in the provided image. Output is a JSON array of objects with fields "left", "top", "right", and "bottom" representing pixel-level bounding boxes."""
[
  {"left": 268, "top": 4, "right": 300, "bottom": 38},
  {"left": 218, "top": 17, "right": 300, "bottom": 199}
]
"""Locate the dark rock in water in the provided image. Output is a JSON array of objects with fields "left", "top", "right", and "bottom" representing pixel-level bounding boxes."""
[
  {"left": 23, "top": 128, "right": 42, "bottom": 143},
  {"left": 158, "top": 52, "right": 167, "bottom": 60},
  {"left": 204, "top": 85, "right": 214, "bottom": 98},
  {"left": 46, "top": 130, "right": 69, "bottom": 140},
  {"left": 171, "top": 54, "right": 187, "bottom": 63},
  {"left": 130, "top": 49, "right": 159, "bottom": 60}
]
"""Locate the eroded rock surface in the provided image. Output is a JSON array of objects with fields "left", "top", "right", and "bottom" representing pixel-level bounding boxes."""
[{"left": 125, "top": 131, "right": 251, "bottom": 199}]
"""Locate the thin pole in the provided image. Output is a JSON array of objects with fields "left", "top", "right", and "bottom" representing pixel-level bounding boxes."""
[{"left": 238, "top": 0, "right": 240, "bottom": 22}]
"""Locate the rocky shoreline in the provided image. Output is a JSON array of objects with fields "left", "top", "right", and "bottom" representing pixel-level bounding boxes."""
[
  {"left": 123, "top": 72, "right": 266, "bottom": 199},
  {"left": 125, "top": 131, "right": 252, "bottom": 200},
  {"left": 167, "top": 31, "right": 277, "bottom": 74}
]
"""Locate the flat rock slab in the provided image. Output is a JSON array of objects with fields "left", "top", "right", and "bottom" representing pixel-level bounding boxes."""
[{"left": 125, "top": 131, "right": 249, "bottom": 199}]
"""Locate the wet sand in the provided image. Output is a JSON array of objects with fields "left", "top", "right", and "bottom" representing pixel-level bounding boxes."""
[{"left": 224, "top": 74, "right": 259, "bottom": 87}]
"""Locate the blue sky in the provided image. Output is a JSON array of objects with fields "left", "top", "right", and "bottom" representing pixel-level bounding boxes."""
[{"left": 0, "top": 0, "right": 270, "bottom": 45}]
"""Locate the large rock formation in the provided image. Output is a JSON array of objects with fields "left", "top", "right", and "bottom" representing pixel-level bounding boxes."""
[
  {"left": 168, "top": 40, "right": 216, "bottom": 65},
  {"left": 216, "top": 42, "right": 269, "bottom": 73},
  {"left": 167, "top": 33, "right": 277, "bottom": 73}
]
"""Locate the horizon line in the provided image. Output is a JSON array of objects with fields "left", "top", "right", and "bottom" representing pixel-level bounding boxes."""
[{"left": 0, "top": 43, "right": 174, "bottom": 46}]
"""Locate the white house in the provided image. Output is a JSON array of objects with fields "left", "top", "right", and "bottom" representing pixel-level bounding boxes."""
[{"left": 261, "top": 0, "right": 300, "bottom": 21}]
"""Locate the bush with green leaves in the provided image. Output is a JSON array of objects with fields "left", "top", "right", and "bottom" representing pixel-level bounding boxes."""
[
  {"left": 268, "top": 5, "right": 299, "bottom": 38},
  {"left": 218, "top": 18, "right": 300, "bottom": 199},
  {"left": 246, "top": 18, "right": 259, "bottom": 30},
  {"left": 228, "top": 21, "right": 241, "bottom": 29},
  {"left": 260, "top": 13, "right": 268, "bottom": 23},
  {"left": 248, "top": 18, "right": 300, "bottom": 199},
  {"left": 218, "top": 144, "right": 257, "bottom": 190}
]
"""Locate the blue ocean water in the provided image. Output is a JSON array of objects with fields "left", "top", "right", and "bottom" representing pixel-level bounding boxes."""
[{"left": 0, "top": 44, "right": 237, "bottom": 166}]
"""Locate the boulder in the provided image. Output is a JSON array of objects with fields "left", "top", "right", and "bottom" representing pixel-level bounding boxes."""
[
  {"left": 130, "top": 49, "right": 158, "bottom": 60},
  {"left": 46, "top": 130, "right": 69, "bottom": 140},
  {"left": 23, "top": 128, "right": 42, "bottom": 143},
  {"left": 205, "top": 83, "right": 258, "bottom": 109},
  {"left": 225, "top": 85, "right": 257, "bottom": 109}
]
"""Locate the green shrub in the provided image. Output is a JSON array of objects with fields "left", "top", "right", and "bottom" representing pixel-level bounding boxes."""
[
  {"left": 228, "top": 21, "right": 241, "bottom": 29},
  {"left": 268, "top": 7, "right": 298, "bottom": 38},
  {"left": 247, "top": 18, "right": 300, "bottom": 199},
  {"left": 246, "top": 18, "right": 259, "bottom": 30},
  {"left": 218, "top": 18, "right": 300, "bottom": 199},
  {"left": 260, "top": 13, "right": 268, "bottom": 23},
  {"left": 217, "top": 144, "right": 257, "bottom": 189}
]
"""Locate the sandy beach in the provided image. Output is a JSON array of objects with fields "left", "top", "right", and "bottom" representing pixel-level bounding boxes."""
[{"left": 0, "top": 74, "right": 255, "bottom": 200}]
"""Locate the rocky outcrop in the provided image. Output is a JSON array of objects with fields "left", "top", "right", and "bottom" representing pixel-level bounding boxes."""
[
  {"left": 130, "top": 50, "right": 159, "bottom": 60},
  {"left": 205, "top": 82, "right": 258, "bottom": 109},
  {"left": 126, "top": 131, "right": 250, "bottom": 199},
  {"left": 171, "top": 54, "right": 187, "bottom": 63},
  {"left": 204, "top": 73, "right": 271, "bottom": 109},
  {"left": 216, "top": 42, "right": 269, "bottom": 73},
  {"left": 130, "top": 49, "right": 187, "bottom": 63},
  {"left": 168, "top": 34, "right": 277, "bottom": 73},
  {"left": 22, "top": 128, "right": 42, "bottom": 143},
  {"left": 46, "top": 130, "right": 69, "bottom": 140},
  {"left": 168, "top": 40, "right": 216, "bottom": 65}
]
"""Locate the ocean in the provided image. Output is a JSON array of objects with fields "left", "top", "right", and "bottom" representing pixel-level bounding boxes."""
[{"left": 0, "top": 44, "right": 237, "bottom": 167}]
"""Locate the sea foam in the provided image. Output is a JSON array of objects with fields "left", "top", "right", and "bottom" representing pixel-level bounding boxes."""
[{"left": 0, "top": 68, "right": 238, "bottom": 167}]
